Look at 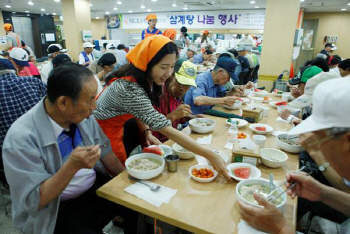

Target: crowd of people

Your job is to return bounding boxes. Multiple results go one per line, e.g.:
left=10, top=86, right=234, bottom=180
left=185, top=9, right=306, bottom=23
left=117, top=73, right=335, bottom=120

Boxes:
left=0, top=16, right=350, bottom=234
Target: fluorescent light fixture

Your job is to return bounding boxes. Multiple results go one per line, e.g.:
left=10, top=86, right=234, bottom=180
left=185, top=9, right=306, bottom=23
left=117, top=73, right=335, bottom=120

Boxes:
left=141, top=5, right=145, bottom=8
left=128, top=10, right=133, bottom=13
left=341, top=8, right=347, bottom=11
left=106, top=11, right=110, bottom=14
left=151, top=0, right=157, bottom=2
left=116, top=1, right=122, bottom=4
left=12, top=12, right=16, bottom=14
left=113, top=7, right=118, bottom=10
left=96, top=16, right=100, bottom=19
left=5, top=5, right=11, bottom=8
left=41, top=8, right=45, bottom=11
left=183, top=4, right=188, bottom=10
left=54, top=0, right=60, bottom=2
left=348, top=3, right=350, bottom=6
left=90, top=3, right=93, bottom=7
left=28, top=1, right=34, bottom=5
left=25, top=10, right=29, bottom=13
left=300, top=0, right=305, bottom=2
left=53, top=12, right=57, bottom=15
left=147, top=9, right=151, bottom=12
left=46, top=13, right=49, bottom=15
left=255, top=6, right=260, bottom=8
left=172, top=3, right=177, bottom=7
left=250, top=1, right=255, bottom=4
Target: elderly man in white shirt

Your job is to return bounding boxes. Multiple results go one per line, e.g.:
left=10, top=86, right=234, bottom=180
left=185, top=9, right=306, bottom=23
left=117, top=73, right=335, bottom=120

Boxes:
left=79, top=42, right=95, bottom=67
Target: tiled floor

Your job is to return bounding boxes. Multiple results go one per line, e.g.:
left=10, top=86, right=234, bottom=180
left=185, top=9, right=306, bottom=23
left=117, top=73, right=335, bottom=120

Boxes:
left=0, top=182, right=341, bottom=234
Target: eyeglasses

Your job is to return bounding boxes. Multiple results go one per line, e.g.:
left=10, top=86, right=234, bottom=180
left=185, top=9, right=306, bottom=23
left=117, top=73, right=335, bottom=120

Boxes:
left=149, top=19, right=157, bottom=23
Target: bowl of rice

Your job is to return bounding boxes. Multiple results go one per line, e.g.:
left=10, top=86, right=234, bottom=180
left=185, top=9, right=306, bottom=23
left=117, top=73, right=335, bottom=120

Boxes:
left=125, top=153, right=165, bottom=180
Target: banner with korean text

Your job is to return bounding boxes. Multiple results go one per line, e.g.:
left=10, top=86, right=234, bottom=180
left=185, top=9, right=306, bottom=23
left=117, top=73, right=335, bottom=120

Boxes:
left=120, top=10, right=265, bottom=29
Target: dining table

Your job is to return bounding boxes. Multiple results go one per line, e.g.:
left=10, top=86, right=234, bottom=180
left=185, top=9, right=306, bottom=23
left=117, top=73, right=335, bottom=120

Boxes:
left=97, top=93, right=300, bottom=234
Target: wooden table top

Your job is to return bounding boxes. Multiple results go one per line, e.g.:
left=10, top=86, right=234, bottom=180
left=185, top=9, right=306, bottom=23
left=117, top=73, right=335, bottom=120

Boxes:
left=97, top=94, right=299, bottom=234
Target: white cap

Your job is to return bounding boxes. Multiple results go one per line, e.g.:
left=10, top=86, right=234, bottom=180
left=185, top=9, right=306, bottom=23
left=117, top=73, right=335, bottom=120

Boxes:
left=188, top=45, right=198, bottom=54
left=214, top=47, right=227, bottom=55
left=289, top=72, right=341, bottom=108
left=83, top=42, right=95, bottom=48
left=331, top=44, right=337, bottom=51
left=9, top=48, right=29, bottom=66
left=106, top=42, right=117, bottom=49
left=288, top=78, right=350, bottom=135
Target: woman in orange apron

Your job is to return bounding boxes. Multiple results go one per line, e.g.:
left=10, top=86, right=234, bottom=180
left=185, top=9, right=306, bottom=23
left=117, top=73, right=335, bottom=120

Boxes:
left=93, top=35, right=231, bottom=180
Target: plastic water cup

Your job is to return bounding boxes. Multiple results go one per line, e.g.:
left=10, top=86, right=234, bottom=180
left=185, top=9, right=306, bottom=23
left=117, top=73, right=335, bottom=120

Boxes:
left=253, top=135, right=267, bottom=148
left=282, top=92, right=290, bottom=102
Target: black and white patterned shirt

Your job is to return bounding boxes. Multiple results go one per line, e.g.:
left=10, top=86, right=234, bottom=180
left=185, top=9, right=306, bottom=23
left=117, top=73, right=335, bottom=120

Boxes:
left=93, top=78, right=171, bottom=131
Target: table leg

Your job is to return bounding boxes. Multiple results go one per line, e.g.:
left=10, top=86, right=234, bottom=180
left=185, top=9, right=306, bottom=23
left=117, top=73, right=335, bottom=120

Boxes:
left=137, top=213, right=146, bottom=234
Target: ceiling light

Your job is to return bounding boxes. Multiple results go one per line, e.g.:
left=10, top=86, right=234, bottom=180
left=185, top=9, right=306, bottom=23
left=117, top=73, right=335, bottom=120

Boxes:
left=250, top=1, right=255, bottom=3
left=41, top=8, right=45, bottom=11
left=53, top=12, right=57, bottom=15
left=27, top=14, right=30, bottom=16
left=147, top=9, right=151, bottom=12
left=255, top=6, right=260, bottom=8
left=128, top=10, right=133, bottom=13
left=106, top=11, right=110, bottom=14
left=25, top=10, right=29, bottom=13
left=90, top=3, right=93, bottom=7
left=116, top=1, right=122, bottom=4
left=151, top=0, right=157, bottom=2
left=28, top=1, right=34, bottom=5
left=172, top=3, right=177, bottom=7
left=54, top=0, right=60, bottom=2
left=113, top=7, right=118, bottom=10
left=300, top=0, right=305, bottom=2
left=141, top=5, right=145, bottom=8
left=12, top=12, right=16, bottom=14
left=183, top=4, right=188, bottom=10
left=5, top=5, right=11, bottom=8
left=348, top=3, right=350, bottom=5
left=46, top=13, right=50, bottom=15
left=96, top=16, right=100, bottom=19
left=341, top=8, right=347, bottom=11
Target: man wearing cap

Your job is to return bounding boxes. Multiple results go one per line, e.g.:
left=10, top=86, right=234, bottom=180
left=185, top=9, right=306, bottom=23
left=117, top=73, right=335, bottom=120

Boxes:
left=184, top=56, right=239, bottom=115
left=193, top=49, right=213, bottom=65
left=238, top=78, right=350, bottom=234
left=180, top=45, right=197, bottom=61
left=8, top=47, right=32, bottom=77
left=174, top=40, right=184, bottom=54
left=79, top=42, right=95, bottom=67
left=3, top=23, right=22, bottom=51
left=115, top=44, right=128, bottom=66
left=41, top=44, right=67, bottom=83
left=0, top=58, right=46, bottom=188
left=319, top=43, right=334, bottom=59
left=153, top=59, right=198, bottom=142
left=141, top=14, right=162, bottom=40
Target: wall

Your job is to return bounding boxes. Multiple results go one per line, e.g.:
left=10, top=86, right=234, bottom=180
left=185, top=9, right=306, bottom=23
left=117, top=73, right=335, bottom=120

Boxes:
left=91, top=19, right=109, bottom=40
left=0, top=11, right=6, bottom=51
left=304, top=12, right=350, bottom=59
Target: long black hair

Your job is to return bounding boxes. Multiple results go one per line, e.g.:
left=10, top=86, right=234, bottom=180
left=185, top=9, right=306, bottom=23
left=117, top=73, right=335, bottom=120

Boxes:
left=105, top=42, right=178, bottom=106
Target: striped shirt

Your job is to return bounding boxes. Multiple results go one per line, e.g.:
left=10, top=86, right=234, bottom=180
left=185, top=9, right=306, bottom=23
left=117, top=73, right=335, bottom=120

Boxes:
left=93, top=78, right=171, bottom=131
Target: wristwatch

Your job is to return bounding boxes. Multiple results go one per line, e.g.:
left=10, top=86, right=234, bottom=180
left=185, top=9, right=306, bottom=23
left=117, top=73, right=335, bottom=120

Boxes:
left=319, top=162, right=330, bottom=172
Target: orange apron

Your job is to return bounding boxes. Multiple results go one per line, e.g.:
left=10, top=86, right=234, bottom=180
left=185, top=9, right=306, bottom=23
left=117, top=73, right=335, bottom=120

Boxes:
left=144, top=29, right=160, bottom=38
left=95, top=76, right=136, bottom=165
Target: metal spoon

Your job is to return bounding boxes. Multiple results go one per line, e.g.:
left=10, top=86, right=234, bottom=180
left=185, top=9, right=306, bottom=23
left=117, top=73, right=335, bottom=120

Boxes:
left=129, top=176, right=161, bottom=192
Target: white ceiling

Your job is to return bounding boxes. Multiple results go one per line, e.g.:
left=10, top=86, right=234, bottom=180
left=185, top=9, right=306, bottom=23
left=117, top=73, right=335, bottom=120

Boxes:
left=0, top=0, right=349, bottom=19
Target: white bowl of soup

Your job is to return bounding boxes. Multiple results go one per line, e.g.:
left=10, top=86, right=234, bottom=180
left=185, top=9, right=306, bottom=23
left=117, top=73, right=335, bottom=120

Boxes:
left=125, top=153, right=165, bottom=180
left=236, top=178, right=287, bottom=211
left=189, top=118, right=216, bottom=134
left=172, top=143, right=195, bottom=159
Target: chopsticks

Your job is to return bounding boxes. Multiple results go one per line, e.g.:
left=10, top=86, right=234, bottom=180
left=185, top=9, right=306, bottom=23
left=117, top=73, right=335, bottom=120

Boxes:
left=266, top=166, right=309, bottom=202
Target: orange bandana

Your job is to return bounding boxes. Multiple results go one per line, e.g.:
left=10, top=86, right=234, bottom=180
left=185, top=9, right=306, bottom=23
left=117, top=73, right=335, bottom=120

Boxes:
left=163, top=29, right=177, bottom=40
left=146, top=14, right=157, bottom=21
left=126, top=35, right=172, bottom=71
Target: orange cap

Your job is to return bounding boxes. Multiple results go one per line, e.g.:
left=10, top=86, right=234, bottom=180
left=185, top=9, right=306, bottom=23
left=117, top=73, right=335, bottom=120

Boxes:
left=146, top=14, right=157, bottom=21
left=163, top=29, right=177, bottom=40
left=4, top=23, right=12, bottom=31
left=126, top=35, right=171, bottom=71
left=203, top=30, right=209, bottom=34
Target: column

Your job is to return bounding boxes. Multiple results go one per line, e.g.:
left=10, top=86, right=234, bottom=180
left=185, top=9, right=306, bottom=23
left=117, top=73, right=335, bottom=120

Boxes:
left=258, top=0, right=300, bottom=91
left=0, top=11, right=7, bottom=51
left=61, top=0, right=92, bottom=61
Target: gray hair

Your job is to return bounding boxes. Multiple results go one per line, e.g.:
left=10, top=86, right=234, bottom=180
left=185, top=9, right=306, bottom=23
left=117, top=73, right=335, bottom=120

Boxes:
left=326, top=127, right=350, bottom=137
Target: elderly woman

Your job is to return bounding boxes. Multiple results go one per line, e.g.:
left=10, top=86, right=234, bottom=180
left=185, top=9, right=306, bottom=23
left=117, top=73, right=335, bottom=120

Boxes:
left=93, top=35, right=230, bottom=180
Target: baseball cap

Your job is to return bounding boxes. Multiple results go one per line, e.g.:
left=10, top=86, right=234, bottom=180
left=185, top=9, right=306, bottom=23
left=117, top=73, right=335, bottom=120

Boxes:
left=188, top=45, right=198, bottom=54
left=83, top=42, right=95, bottom=48
left=214, top=47, right=227, bottom=55
left=52, top=54, right=72, bottom=67
left=175, top=60, right=197, bottom=87
left=97, top=53, right=117, bottom=66
left=324, top=43, right=333, bottom=48
left=0, top=58, right=15, bottom=70
left=174, top=40, right=183, bottom=49
left=331, top=44, right=337, bottom=51
left=289, top=66, right=322, bottom=85
left=289, top=72, right=340, bottom=108
left=47, top=44, right=64, bottom=53
left=288, top=78, right=350, bottom=135
left=106, top=42, right=117, bottom=49
left=236, top=47, right=245, bottom=52
left=216, top=56, right=238, bottom=82
left=9, top=48, right=29, bottom=67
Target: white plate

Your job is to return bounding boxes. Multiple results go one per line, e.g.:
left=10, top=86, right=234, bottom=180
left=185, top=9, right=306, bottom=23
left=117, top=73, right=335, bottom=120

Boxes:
left=225, top=118, right=248, bottom=128
left=262, top=98, right=273, bottom=103
left=227, top=163, right=261, bottom=181
left=249, top=123, right=273, bottom=134
left=189, top=165, right=218, bottom=183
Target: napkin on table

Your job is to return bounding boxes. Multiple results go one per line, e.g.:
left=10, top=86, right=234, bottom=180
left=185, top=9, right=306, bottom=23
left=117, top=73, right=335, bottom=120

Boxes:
left=196, top=134, right=212, bottom=145
left=124, top=181, right=177, bottom=207
left=276, top=117, right=289, bottom=123
left=238, top=220, right=268, bottom=234
left=195, top=155, right=209, bottom=165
